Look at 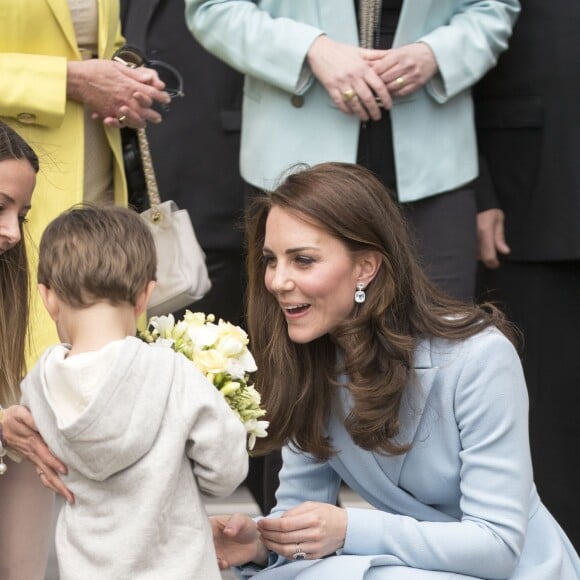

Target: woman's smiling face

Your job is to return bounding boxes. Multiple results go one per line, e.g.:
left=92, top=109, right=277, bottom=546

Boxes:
left=263, top=206, right=368, bottom=344
left=0, top=158, right=35, bottom=254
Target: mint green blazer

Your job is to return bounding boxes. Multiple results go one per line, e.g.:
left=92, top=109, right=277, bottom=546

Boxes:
left=186, top=0, right=520, bottom=201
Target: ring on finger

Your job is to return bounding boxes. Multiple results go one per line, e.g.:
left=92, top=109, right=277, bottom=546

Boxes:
left=292, top=542, right=307, bottom=561
left=117, top=115, right=127, bottom=126
left=396, top=76, right=405, bottom=87
left=341, top=88, right=357, bottom=102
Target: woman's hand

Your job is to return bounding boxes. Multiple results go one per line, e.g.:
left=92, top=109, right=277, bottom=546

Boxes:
left=67, top=59, right=171, bottom=129
left=2, top=405, right=74, bottom=504
left=307, top=35, right=392, bottom=121
left=258, top=501, right=347, bottom=561
left=211, top=513, right=268, bottom=569
left=365, top=42, right=439, bottom=97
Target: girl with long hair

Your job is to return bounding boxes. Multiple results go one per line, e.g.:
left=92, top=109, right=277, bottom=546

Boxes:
left=0, top=121, right=64, bottom=580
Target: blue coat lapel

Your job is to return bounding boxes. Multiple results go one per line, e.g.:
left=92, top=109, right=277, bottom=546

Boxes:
left=331, top=338, right=451, bottom=521
left=371, top=337, right=438, bottom=485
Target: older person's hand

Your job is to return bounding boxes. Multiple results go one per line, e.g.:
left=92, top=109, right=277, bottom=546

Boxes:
left=365, top=42, right=439, bottom=97
left=2, top=405, right=74, bottom=504
left=307, top=35, right=392, bottom=122
left=67, top=59, right=171, bottom=129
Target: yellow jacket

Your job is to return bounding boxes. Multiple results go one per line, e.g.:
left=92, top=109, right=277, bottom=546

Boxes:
left=0, top=0, right=128, bottom=364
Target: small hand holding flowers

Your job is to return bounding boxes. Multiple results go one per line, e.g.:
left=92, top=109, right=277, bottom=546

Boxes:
left=139, top=311, right=268, bottom=451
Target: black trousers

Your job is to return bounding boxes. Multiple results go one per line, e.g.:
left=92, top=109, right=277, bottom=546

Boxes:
left=479, top=260, right=580, bottom=549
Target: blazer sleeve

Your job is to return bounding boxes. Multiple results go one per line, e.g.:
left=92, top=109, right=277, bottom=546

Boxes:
left=0, top=53, right=67, bottom=128
left=185, top=0, right=323, bottom=94
left=420, top=0, right=521, bottom=103
left=474, top=154, right=501, bottom=212
left=343, top=330, right=531, bottom=579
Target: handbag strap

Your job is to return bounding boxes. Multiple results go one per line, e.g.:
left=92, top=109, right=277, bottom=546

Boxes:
left=136, top=128, right=162, bottom=220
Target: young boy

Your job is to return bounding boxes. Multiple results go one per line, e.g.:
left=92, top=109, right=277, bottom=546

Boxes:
left=20, top=206, right=249, bottom=580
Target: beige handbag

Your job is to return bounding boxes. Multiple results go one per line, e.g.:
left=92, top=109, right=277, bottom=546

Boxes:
left=137, top=128, right=211, bottom=316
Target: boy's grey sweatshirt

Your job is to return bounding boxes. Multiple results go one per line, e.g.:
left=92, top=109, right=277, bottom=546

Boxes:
left=21, top=336, right=249, bottom=580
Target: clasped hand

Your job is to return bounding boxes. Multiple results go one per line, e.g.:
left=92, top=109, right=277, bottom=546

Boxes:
left=307, top=35, right=438, bottom=121
left=211, top=501, right=347, bottom=570
left=67, top=59, right=171, bottom=129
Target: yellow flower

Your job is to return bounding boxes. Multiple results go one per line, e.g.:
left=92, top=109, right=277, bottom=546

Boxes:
left=139, top=310, right=268, bottom=452
left=192, top=349, right=229, bottom=375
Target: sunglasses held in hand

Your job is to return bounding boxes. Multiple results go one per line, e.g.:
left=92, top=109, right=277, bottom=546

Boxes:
left=113, top=45, right=185, bottom=107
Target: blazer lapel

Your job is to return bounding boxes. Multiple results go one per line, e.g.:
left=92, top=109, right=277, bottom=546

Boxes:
left=333, top=338, right=438, bottom=488
left=330, top=356, right=452, bottom=522
left=318, top=0, right=359, bottom=45
left=120, top=0, right=161, bottom=52
left=394, top=0, right=433, bottom=47
left=374, top=358, right=438, bottom=485
left=45, top=0, right=79, bottom=56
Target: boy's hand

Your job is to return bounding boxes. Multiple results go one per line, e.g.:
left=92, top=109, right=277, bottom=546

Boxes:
left=2, top=405, right=75, bottom=504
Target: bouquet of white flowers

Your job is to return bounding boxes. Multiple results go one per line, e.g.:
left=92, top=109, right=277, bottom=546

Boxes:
left=139, top=311, right=268, bottom=451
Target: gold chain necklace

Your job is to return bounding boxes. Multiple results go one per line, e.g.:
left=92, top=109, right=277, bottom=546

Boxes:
left=358, top=0, right=382, bottom=49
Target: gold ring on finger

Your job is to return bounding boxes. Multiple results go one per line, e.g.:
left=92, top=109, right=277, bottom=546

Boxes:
left=396, top=76, right=405, bottom=87
left=342, top=88, right=357, bottom=102
left=118, top=115, right=127, bottom=126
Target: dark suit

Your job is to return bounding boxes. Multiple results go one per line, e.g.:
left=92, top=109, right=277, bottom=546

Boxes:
left=121, top=0, right=246, bottom=324
left=474, top=0, right=580, bottom=548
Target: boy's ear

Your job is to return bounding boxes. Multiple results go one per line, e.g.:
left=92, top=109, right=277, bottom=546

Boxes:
left=135, top=281, right=156, bottom=317
left=37, top=284, right=59, bottom=321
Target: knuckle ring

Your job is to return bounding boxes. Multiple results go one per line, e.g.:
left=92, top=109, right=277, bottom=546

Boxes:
left=341, top=88, right=357, bottom=102
left=396, top=76, right=405, bottom=86
left=117, top=115, right=127, bottom=126
left=292, top=542, right=307, bottom=561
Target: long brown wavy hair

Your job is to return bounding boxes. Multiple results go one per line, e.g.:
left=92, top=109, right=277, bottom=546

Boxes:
left=246, top=162, right=513, bottom=460
left=0, top=121, right=39, bottom=406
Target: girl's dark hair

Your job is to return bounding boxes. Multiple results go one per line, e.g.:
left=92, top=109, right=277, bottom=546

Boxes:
left=0, top=121, right=39, bottom=404
left=246, top=162, right=513, bottom=460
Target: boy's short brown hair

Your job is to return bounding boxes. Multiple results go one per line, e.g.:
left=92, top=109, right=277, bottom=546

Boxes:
left=38, top=205, right=157, bottom=308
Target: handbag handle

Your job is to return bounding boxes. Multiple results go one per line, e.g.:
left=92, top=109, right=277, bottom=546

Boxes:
left=136, top=128, right=162, bottom=221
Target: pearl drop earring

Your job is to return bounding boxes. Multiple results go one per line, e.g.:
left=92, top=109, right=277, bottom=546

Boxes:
left=354, top=282, right=366, bottom=304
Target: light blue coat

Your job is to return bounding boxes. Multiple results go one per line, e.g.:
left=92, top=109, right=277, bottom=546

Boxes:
left=186, top=0, right=520, bottom=201
left=239, top=329, right=580, bottom=578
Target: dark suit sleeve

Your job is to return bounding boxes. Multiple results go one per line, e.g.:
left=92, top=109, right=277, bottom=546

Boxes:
left=474, top=154, right=500, bottom=213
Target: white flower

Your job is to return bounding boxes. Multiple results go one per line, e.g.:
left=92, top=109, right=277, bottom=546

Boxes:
left=238, top=348, right=257, bottom=373
left=216, top=335, right=245, bottom=357
left=187, top=323, right=219, bottom=349
left=139, top=310, right=267, bottom=452
left=150, top=314, right=175, bottom=338
left=245, top=419, right=270, bottom=451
